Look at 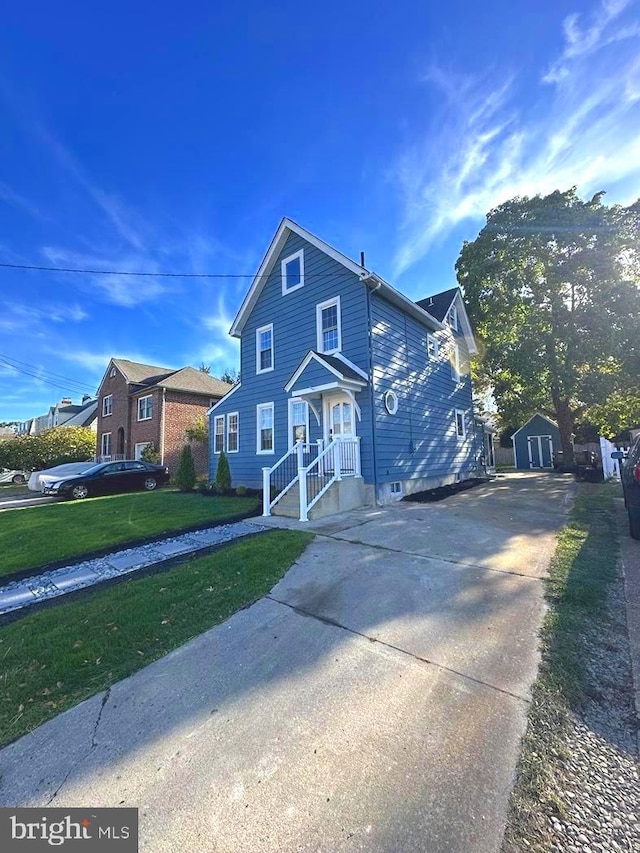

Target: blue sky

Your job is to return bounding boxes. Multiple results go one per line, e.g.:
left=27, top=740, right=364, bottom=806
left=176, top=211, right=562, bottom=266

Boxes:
left=1, top=0, right=640, bottom=421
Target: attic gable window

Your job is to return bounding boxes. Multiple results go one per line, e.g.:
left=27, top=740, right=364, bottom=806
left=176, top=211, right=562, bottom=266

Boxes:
left=446, top=303, right=458, bottom=331
left=281, top=249, right=304, bottom=295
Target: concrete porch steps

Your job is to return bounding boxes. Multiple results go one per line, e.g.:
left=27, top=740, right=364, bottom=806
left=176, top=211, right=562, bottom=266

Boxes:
left=271, top=476, right=369, bottom=521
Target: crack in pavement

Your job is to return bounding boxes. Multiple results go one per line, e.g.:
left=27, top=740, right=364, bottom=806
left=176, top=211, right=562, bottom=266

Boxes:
left=266, top=594, right=531, bottom=705
left=45, top=687, right=111, bottom=805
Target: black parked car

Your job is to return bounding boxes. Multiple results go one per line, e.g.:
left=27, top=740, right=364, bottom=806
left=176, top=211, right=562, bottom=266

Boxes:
left=43, top=460, right=170, bottom=500
left=612, top=437, right=640, bottom=540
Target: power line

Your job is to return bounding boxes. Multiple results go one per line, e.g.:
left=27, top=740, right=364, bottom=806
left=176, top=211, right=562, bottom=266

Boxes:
left=0, top=355, right=96, bottom=398
left=0, top=261, right=362, bottom=278
left=0, top=353, right=96, bottom=392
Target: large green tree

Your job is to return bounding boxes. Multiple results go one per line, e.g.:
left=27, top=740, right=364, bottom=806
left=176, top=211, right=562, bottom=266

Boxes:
left=456, top=188, right=640, bottom=460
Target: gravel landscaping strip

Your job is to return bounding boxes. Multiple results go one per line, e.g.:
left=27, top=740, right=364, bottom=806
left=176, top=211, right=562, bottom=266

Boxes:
left=503, top=487, right=640, bottom=853
left=0, top=521, right=265, bottom=616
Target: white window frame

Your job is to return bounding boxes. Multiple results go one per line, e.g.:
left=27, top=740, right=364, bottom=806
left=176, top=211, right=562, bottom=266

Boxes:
left=390, top=481, right=403, bottom=495
left=281, top=249, right=305, bottom=295
left=427, top=334, right=439, bottom=359
left=214, top=415, right=225, bottom=454
left=451, top=343, right=461, bottom=382
left=256, top=323, right=274, bottom=374
left=288, top=398, right=310, bottom=446
left=100, top=432, right=112, bottom=456
left=447, top=303, right=458, bottom=331
left=316, top=296, right=342, bottom=354
left=102, top=394, right=113, bottom=417
left=455, top=409, right=466, bottom=439
left=226, top=412, right=239, bottom=453
left=256, top=402, right=275, bottom=455
left=134, top=441, right=152, bottom=461
left=137, top=394, right=153, bottom=421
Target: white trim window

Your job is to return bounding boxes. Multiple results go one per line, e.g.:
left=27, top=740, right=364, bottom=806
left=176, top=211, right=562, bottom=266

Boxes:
left=288, top=398, right=309, bottom=445
left=100, top=432, right=112, bottom=456
left=227, top=412, right=239, bottom=453
left=447, top=303, right=458, bottom=331
left=427, top=334, right=439, bottom=359
left=256, top=323, right=274, bottom=374
left=316, top=296, right=341, bottom=354
left=137, top=394, right=153, bottom=421
left=214, top=415, right=225, bottom=454
left=451, top=343, right=461, bottom=382
left=281, top=249, right=304, bottom=295
left=134, top=441, right=152, bottom=461
left=102, top=394, right=113, bottom=417
left=257, top=402, right=274, bottom=454
left=455, top=409, right=466, bottom=439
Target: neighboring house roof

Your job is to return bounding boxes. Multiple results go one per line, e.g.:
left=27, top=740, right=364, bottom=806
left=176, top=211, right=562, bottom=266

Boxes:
left=62, top=399, right=98, bottom=428
left=111, top=358, right=174, bottom=385
left=152, top=367, right=231, bottom=397
left=511, top=413, right=559, bottom=439
left=230, top=217, right=444, bottom=338
left=102, top=359, right=231, bottom=399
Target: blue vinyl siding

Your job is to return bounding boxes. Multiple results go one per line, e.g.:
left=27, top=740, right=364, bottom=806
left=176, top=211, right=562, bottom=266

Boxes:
left=209, top=231, right=372, bottom=488
left=288, top=358, right=340, bottom=394
left=370, top=292, right=476, bottom=485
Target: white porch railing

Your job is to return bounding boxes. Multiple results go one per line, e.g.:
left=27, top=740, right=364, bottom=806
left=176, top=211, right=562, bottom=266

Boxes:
left=262, top=436, right=361, bottom=522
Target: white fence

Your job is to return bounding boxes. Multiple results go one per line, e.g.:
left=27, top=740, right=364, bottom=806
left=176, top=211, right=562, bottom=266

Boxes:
left=599, top=437, right=629, bottom=480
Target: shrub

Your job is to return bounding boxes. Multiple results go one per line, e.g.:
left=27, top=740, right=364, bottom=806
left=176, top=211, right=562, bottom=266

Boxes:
left=215, top=450, right=231, bottom=493
left=236, top=485, right=247, bottom=496
left=141, top=443, right=162, bottom=464
left=175, top=444, right=197, bottom=492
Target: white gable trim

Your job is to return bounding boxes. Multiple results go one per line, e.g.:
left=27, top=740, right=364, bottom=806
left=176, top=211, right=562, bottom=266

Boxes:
left=329, top=351, right=369, bottom=381
left=230, top=218, right=367, bottom=337
left=207, top=382, right=241, bottom=415
left=511, top=412, right=558, bottom=439
left=443, top=290, right=478, bottom=356
left=284, top=351, right=367, bottom=394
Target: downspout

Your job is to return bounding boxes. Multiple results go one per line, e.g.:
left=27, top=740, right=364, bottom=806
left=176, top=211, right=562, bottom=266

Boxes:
left=160, top=388, right=166, bottom=464
left=364, top=275, right=381, bottom=504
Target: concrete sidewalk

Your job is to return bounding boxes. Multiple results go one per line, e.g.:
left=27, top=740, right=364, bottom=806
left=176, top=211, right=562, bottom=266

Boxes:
left=0, top=473, right=573, bottom=852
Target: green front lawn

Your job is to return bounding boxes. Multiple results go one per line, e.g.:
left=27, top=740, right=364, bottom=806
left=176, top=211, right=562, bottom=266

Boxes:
left=0, top=529, right=313, bottom=747
left=1, top=490, right=260, bottom=577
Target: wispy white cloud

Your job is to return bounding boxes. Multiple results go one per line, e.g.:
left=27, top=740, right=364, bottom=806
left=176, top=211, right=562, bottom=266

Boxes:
left=193, top=293, right=240, bottom=372
left=57, top=350, right=170, bottom=374
left=392, top=0, right=640, bottom=276
left=0, top=301, right=88, bottom=334
left=0, top=182, right=48, bottom=222
left=41, top=246, right=169, bottom=307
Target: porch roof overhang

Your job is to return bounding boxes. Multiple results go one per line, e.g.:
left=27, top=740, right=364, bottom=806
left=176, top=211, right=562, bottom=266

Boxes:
left=284, top=351, right=368, bottom=398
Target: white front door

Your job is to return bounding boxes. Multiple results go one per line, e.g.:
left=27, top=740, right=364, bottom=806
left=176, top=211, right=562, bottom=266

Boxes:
left=324, top=393, right=357, bottom=474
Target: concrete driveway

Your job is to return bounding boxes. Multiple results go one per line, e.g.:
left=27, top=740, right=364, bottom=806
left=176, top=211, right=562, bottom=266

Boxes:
left=0, top=472, right=573, bottom=852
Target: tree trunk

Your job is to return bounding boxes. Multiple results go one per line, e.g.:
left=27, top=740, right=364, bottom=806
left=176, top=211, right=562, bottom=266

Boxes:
left=551, top=389, right=575, bottom=466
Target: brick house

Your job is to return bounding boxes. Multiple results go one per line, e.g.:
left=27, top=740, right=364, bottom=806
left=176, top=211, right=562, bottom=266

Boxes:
left=96, top=359, right=231, bottom=475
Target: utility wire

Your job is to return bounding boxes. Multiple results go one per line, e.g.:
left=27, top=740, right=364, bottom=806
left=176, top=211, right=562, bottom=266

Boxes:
left=0, top=261, right=364, bottom=278
left=0, top=356, right=96, bottom=397
left=0, top=353, right=96, bottom=391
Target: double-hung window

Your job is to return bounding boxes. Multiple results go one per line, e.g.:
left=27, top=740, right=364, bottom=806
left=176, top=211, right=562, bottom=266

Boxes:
left=427, top=334, right=439, bottom=359
left=137, top=394, right=153, bottom=421
left=447, top=304, right=458, bottom=331
left=256, top=324, right=274, bottom=373
left=288, top=398, right=309, bottom=444
left=451, top=343, right=461, bottom=382
left=316, top=296, right=341, bottom=354
left=102, top=394, right=113, bottom=417
left=100, top=432, right=112, bottom=457
left=227, top=412, right=239, bottom=452
left=281, top=249, right=304, bottom=294
left=214, top=415, right=225, bottom=453
left=257, top=403, right=274, bottom=454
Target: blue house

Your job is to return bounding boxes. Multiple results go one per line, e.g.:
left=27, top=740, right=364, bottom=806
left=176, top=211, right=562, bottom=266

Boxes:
left=209, top=218, right=488, bottom=520
left=511, top=413, right=560, bottom=469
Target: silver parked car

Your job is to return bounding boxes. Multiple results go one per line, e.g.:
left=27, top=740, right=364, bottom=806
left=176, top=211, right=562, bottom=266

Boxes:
left=0, top=468, right=27, bottom=484
left=28, top=461, right=96, bottom=492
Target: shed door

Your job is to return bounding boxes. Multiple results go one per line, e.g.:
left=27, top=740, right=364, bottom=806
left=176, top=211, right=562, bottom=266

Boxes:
left=527, top=435, right=553, bottom=469
left=540, top=436, right=553, bottom=468
left=527, top=436, right=541, bottom=468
